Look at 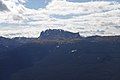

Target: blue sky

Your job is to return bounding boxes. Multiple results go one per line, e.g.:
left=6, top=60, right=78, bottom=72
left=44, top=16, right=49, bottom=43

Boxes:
left=25, top=0, right=120, bottom=9
left=25, top=0, right=51, bottom=9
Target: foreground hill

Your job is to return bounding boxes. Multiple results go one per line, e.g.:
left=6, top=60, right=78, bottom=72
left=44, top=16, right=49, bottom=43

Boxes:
left=0, top=29, right=120, bottom=80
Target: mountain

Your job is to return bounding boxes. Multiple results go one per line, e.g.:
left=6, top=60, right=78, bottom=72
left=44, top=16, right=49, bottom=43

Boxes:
left=39, top=29, right=81, bottom=40
left=0, top=29, right=120, bottom=80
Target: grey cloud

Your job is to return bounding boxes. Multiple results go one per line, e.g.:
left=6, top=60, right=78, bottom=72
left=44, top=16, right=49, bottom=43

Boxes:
left=0, top=1, right=9, bottom=11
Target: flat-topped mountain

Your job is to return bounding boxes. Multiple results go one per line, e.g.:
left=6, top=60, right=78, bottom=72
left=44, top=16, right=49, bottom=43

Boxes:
left=39, top=29, right=81, bottom=40
left=0, top=29, right=120, bottom=80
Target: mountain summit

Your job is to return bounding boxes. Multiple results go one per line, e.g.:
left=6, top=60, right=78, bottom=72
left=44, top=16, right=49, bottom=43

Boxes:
left=39, top=29, right=81, bottom=40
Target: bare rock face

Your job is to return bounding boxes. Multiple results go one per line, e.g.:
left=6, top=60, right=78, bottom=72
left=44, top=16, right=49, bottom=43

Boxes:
left=39, top=29, right=81, bottom=40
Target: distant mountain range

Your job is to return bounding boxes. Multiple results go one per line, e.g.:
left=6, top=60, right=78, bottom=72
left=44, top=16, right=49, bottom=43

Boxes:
left=0, top=29, right=120, bottom=80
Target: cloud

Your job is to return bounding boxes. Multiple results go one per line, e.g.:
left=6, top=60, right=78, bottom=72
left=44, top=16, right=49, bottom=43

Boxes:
left=0, top=0, right=9, bottom=11
left=18, top=0, right=27, bottom=3
left=0, top=0, right=120, bottom=38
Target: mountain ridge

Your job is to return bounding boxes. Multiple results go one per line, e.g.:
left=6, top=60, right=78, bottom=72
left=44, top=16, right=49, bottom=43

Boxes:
left=0, top=29, right=120, bottom=80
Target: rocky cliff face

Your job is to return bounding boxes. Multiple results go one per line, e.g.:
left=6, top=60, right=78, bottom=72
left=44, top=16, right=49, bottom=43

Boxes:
left=39, top=29, right=81, bottom=40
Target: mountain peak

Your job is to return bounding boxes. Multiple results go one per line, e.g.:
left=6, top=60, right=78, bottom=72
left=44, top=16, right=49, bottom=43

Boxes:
left=39, top=29, right=81, bottom=40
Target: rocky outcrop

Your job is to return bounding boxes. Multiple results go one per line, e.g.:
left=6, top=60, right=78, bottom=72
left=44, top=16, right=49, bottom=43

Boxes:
left=39, top=29, right=81, bottom=40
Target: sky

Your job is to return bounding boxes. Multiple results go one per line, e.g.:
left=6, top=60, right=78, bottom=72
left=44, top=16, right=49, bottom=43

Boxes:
left=25, top=0, right=120, bottom=9
left=0, top=0, right=120, bottom=38
left=25, top=0, right=50, bottom=9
